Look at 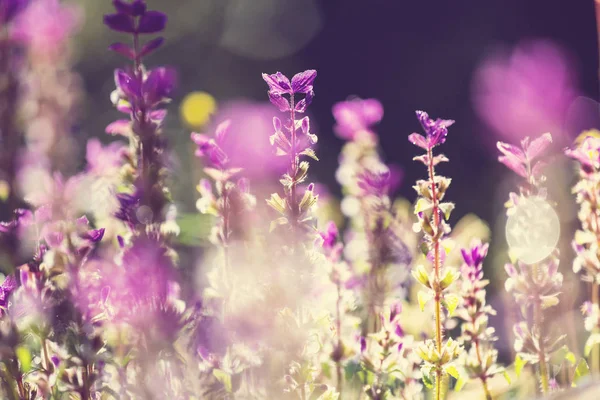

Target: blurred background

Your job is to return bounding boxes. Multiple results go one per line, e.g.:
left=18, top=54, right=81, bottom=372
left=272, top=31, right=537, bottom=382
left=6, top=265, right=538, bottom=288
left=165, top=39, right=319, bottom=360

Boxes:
left=70, top=0, right=599, bottom=361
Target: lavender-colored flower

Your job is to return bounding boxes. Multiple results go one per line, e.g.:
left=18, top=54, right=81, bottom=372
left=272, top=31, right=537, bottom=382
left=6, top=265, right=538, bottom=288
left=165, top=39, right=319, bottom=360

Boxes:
left=11, top=0, right=81, bottom=55
left=0, top=274, right=18, bottom=311
left=113, top=66, right=176, bottom=111
left=104, top=0, right=166, bottom=36
left=473, top=40, right=578, bottom=146
left=332, top=98, right=383, bottom=140
left=408, top=110, right=455, bottom=150
left=357, top=161, right=391, bottom=197
left=262, top=70, right=316, bottom=113
left=565, top=134, right=600, bottom=173
left=497, top=133, right=552, bottom=179
left=0, top=0, right=29, bottom=24
left=85, top=138, right=127, bottom=175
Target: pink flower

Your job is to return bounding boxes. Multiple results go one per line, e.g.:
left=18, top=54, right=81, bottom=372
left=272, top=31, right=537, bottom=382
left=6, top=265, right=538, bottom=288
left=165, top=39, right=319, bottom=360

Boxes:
left=12, top=0, right=82, bottom=56
left=473, top=40, right=579, bottom=146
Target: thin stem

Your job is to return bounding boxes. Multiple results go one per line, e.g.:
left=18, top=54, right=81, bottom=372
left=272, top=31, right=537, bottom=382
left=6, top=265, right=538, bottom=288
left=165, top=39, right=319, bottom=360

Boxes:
left=289, top=93, right=298, bottom=239
left=533, top=297, right=550, bottom=394
left=474, top=340, right=492, bottom=400
left=335, top=281, right=343, bottom=394
left=427, top=146, right=444, bottom=400
left=592, top=282, right=600, bottom=375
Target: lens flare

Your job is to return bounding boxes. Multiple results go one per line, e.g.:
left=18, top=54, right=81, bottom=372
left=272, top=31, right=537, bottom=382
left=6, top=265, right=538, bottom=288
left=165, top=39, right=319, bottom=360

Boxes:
left=505, top=196, right=560, bottom=265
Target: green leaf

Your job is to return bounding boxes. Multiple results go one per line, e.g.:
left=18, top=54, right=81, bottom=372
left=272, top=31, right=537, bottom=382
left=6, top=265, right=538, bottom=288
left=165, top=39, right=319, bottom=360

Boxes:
left=584, top=333, right=600, bottom=357
left=444, top=293, right=460, bottom=317
left=414, top=198, right=432, bottom=213
left=16, top=346, right=31, bottom=373
left=174, top=213, right=214, bottom=246
left=572, top=358, right=590, bottom=386
left=266, top=193, right=287, bottom=214
left=540, top=295, right=559, bottom=309
left=300, top=148, right=319, bottom=161
left=213, top=369, right=232, bottom=392
left=418, top=290, right=433, bottom=312
left=503, top=370, right=511, bottom=385
left=270, top=217, right=289, bottom=232
left=422, top=370, right=434, bottom=389
left=439, top=202, right=455, bottom=220
left=515, top=354, right=527, bottom=377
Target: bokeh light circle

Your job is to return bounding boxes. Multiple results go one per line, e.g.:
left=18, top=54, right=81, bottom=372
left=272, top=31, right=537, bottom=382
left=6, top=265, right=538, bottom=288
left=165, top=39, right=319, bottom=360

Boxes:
left=505, top=196, right=560, bottom=264
left=180, top=91, right=217, bottom=128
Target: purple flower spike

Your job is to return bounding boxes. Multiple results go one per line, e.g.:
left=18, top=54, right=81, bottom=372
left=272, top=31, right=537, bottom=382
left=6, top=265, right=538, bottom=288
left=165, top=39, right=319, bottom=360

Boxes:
left=332, top=98, right=384, bottom=140
left=0, top=274, right=18, bottom=311
left=262, top=70, right=317, bottom=113
left=104, top=0, right=166, bottom=35
left=290, top=70, right=317, bottom=94
left=357, top=163, right=391, bottom=196
left=409, top=110, right=455, bottom=150
left=497, top=132, right=552, bottom=179
left=0, top=0, right=30, bottom=24
left=319, top=221, right=338, bottom=250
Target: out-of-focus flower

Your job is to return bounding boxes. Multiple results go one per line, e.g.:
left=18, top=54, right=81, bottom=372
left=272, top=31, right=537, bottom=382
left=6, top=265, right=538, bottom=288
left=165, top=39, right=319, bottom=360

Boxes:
left=112, top=66, right=176, bottom=112
left=85, top=138, right=127, bottom=176
left=497, top=133, right=552, bottom=187
left=0, top=0, right=29, bottom=24
left=332, top=98, right=383, bottom=141
left=0, top=274, right=18, bottom=312
left=11, top=0, right=81, bottom=55
left=473, top=40, right=579, bottom=145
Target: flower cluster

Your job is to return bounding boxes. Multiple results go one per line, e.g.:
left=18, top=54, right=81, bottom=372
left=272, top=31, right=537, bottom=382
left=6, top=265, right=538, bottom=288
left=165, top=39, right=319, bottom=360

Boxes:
left=456, top=240, right=503, bottom=399
left=566, top=132, right=600, bottom=373
left=105, top=0, right=176, bottom=235
left=498, top=133, right=565, bottom=394
left=333, top=98, right=411, bottom=335
left=359, top=304, right=423, bottom=400
left=263, top=70, right=319, bottom=242
left=409, top=110, right=462, bottom=400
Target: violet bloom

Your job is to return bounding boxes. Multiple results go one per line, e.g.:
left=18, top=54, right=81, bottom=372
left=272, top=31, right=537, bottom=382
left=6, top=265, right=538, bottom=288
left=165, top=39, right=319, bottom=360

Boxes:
left=473, top=40, right=578, bottom=145
left=0, top=0, right=29, bottom=24
left=332, top=98, right=384, bottom=141
left=85, top=138, right=127, bottom=175
left=565, top=135, right=600, bottom=173
left=0, top=274, right=18, bottom=312
left=262, top=70, right=316, bottom=113
left=191, top=120, right=231, bottom=170
left=357, top=162, right=391, bottom=197
left=11, top=0, right=81, bottom=55
left=460, top=240, right=489, bottom=282
left=497, top=132, right=552, bottom=179
left=104, top=0, right=166, bottom=36
left=408, top=110, right=455, bottom=151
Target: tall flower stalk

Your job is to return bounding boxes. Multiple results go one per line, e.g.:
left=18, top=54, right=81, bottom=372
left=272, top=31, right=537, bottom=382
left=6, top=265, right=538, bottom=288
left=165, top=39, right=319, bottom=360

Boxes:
left=104, top=0, right=175, bottom=238
left=409, top=110, right=462, bottom=400
left=333, top=98, right=411, bottom=334
left=263, top=70, right=318, bottom=247
left=498, top=133, right=564, bottom=394
left=565, top=133, right=600, bottom=374
left=456, top=240, right=503, bottom=399
left=0, top=0, right=29, bottom=271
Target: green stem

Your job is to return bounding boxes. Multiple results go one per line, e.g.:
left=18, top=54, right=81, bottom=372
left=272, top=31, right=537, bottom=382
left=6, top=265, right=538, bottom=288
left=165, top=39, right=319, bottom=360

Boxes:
left=427, top=147, right=444, bottom=400
left=533, top=298, right=549, bottom=394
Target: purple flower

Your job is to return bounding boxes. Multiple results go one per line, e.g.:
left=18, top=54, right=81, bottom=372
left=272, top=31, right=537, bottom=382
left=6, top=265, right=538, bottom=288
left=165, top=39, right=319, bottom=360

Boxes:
left=113, top=67, right=176, bottom=109
left=565, top=135, right=600, bottom=172
left=86, top=138, right=127, bottom=175
left=0, top=274, right=18, bottom=311
left=262, top=70, right=316, bottom=113
left=104, top=0, right=166, bottom=35
left=191, top=120, right=231, bottom=169
left=497, top=133, right=552, bottom=178
left=319, top=221, right=338, bottom=251
left=0, top=0, right=29, bottom=24
left=460, top=240, right=488, bottom=283
left=11, top=0, right=80, bottom=54
left=357, top=162, right=391, bottom=196
left=408, top=110, right=455, bottom=150
left=115, top=190, right=141, bottom=228
left=473, top=40, right=578, bottom=145
left=332, top=98, right=384, bottom=140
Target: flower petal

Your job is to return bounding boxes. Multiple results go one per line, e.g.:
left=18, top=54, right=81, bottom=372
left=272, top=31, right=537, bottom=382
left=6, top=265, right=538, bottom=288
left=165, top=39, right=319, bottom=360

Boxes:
left=137, top=10, right=167, bottom=34
left=291, top=69, right=317, bottom=94
left=103, top=13, right=135, bottom=33
left=526, top=132, right=552, bottom=161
